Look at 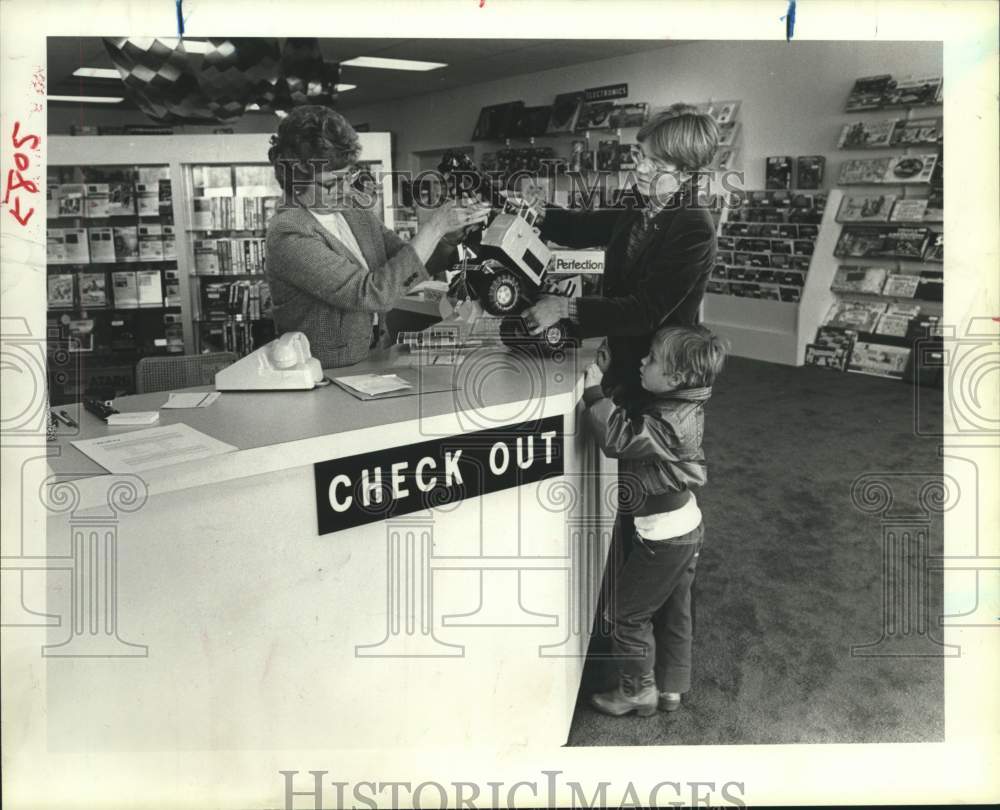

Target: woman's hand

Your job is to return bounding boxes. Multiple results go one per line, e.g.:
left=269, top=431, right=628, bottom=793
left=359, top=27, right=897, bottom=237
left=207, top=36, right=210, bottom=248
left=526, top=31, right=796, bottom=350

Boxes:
left=523, top=295, right=569, bottom=335
left=427, top=199, right=492, bottom=240
left=409, top=200, right=491, bottom=264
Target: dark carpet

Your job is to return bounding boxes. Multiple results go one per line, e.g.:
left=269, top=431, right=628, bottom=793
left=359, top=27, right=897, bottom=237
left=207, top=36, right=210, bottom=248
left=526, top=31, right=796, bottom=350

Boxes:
left=567, top=356, right=944, bottom=746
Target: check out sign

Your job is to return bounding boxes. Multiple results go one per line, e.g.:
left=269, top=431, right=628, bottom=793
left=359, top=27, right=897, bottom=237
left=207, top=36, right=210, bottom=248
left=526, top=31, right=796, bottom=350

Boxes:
left=313, top=416, right=564, bottom=535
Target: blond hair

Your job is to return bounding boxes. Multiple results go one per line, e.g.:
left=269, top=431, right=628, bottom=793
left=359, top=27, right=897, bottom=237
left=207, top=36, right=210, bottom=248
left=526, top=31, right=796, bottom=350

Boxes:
left=637, top=103, right=720, bottom=171
left=652, top=325, right=728, bottom=388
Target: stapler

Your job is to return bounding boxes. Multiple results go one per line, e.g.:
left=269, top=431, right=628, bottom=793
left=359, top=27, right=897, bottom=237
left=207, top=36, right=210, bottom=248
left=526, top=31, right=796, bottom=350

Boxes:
left=215, top=332, right=324, bottom=391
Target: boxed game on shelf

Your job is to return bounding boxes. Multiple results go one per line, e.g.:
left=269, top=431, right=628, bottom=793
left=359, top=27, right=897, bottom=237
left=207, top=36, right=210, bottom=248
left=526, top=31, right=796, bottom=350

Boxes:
left=138, top=223, right=165, bottom=260
left=79, top=271, right=108, bottom=308
left=834, top=225, right=931, bottom=260
left=84, top=183, right=111, bottom=217
left=547, top=91, right=585, bottom=134
left=838, top=154, right=938, bottom=185
left=62, top=228, right=90, bottom=263
left=847, top=341, right=911, bottom=379
left=845, top=75, right=893, bottom=111
left=882, top=76, right=942, bottom=108
left=804, top=326, right=858, bottom=371
left=107, top=181, right=136, bottom=216
left=924, top=232, right=943, bottom=262
left=608, top=102, right=649, bottom=128
left=87, top=227, right=116, bottom=262
left=47, top=229, right=66, bottom=264
left=765, top=157, right=793, bottom=190
left=831, top=265, right=890, bottom=294
left=873, top=303, right=922, bottom=337
left=575, top=100, right=616, bottom=131
left=838, top=119, right=897, bottom=149
left=57, top=184, right=85, bottom=216
left=824, top=299, right=887, bottom=332
left=837, top=193, right=896, bottom=222
left=48, top=273, right=75, bottom=309
left=888, top=198, right=928, bottom=222
left=162, top=224, right=177, bottom=259
left=113, top=225, right=140, bottom=262
left=67, top=318, right=95, bottom=353
left=796, top=156, right=826, bottom=190
left=890, top=117, right=942, bottom=146
left=881, top=272, right=922, bottom=298
left=472, top=101, right=524, bottom=140
left=111, top=270, right=140, bottom=308
left=137, top=269, right=163, bottom=307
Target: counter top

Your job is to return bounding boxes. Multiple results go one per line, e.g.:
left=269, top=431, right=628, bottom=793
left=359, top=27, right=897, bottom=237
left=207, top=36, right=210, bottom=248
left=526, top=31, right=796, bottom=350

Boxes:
left=47, top=341, right=600, bottom=509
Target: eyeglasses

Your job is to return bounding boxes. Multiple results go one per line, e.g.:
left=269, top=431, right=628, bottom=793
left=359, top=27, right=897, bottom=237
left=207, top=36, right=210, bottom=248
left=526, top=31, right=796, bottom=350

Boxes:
left=318, top=166, right=361, bottom=190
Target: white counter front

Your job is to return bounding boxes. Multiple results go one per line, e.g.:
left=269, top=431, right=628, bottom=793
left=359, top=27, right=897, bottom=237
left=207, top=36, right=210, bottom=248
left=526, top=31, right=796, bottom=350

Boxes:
left=40, top=341, right=617, bottom=751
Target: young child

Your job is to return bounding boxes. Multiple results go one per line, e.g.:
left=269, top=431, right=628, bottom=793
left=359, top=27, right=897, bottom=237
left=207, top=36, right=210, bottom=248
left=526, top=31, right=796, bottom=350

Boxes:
left=583, top=324, right=727, bottom=716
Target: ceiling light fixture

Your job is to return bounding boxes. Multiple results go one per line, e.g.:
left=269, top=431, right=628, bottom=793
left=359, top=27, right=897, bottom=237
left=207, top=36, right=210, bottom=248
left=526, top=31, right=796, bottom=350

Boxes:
left=48, top=94, right=124, bottom=104
left=72, top=67, right=122, bottom=79
left=335, top=83, right=357, bottom=92
left=340, top=56, right=446, bottom=71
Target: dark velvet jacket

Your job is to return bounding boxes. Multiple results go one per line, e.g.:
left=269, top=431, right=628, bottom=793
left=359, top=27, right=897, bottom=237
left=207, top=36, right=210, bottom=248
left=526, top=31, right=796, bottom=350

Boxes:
left=540, top=185, right=717, bottom=407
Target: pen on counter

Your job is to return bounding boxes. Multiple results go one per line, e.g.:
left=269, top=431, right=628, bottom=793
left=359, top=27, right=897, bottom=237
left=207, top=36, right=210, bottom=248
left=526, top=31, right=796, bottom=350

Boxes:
left=58, top=409, right=79, bottom=428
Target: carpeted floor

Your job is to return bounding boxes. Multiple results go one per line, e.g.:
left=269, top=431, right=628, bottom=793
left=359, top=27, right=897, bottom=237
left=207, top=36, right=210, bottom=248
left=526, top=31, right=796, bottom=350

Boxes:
left=567, top=355, right=944, bottom=746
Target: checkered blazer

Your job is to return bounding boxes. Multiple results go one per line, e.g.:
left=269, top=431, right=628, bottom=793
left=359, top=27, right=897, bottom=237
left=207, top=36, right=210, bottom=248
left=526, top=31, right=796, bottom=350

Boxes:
left=265, top=205, right=428, bottom=369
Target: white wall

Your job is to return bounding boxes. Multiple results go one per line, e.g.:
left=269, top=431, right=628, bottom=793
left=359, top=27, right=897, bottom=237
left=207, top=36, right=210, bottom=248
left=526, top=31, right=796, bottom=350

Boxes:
left=49, top=40, right=941, bottom=188
left=345, top=40, right=942, bottom=186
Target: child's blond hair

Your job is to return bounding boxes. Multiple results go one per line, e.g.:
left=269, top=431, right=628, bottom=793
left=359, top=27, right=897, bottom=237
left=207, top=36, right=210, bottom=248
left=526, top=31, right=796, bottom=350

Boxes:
left=652, top=325, right=728, bottom=388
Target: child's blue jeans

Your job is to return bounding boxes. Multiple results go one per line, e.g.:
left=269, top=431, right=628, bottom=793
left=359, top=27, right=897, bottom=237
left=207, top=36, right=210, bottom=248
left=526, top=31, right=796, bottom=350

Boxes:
left=606, top=522, right=703, bottom=693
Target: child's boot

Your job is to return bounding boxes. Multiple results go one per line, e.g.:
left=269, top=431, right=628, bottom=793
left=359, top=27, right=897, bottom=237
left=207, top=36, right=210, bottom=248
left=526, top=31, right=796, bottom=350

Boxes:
left=590, top=672, right=657, bottom=717
left=658, top=691, right=682, bottom=712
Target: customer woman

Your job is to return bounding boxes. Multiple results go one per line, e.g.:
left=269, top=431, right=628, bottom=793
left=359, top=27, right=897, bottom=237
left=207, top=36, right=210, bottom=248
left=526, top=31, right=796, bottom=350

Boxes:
left=524, top=103, right=720, bottom=409
left=265, top=105, right=489, bottom=368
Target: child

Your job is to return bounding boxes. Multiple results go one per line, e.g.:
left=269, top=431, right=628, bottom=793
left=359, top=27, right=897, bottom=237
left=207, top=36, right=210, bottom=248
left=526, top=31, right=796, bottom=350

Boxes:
left=583, top=325, right=727, bottom=716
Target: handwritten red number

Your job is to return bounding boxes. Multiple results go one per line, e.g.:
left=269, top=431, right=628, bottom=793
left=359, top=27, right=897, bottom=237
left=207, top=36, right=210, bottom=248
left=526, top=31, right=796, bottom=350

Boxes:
left=12, top=121, right=40, bottom=150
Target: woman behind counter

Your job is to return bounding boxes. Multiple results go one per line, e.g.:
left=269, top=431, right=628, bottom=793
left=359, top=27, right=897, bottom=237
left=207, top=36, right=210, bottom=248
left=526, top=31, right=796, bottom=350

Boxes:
left=265, top=105, right=489, bottom=369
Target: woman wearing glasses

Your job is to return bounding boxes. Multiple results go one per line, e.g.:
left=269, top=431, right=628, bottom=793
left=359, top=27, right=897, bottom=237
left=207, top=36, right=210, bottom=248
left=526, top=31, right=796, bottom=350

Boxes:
left=265, top=105, right=489, bottom=369
left=524, top=103, right=721, bottom=409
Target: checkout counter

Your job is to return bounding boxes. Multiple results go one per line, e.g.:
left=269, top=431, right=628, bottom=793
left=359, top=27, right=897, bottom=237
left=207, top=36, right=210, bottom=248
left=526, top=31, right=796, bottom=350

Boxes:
left=42, top=339, right=617, bottom=751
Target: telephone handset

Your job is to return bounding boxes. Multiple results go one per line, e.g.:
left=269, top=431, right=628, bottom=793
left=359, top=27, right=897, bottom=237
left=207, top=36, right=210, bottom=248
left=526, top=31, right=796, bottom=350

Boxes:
left=215, top=332, right=325, bottom=391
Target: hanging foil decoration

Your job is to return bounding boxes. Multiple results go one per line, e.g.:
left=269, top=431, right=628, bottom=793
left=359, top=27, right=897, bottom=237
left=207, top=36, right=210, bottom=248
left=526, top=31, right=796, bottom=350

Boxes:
left=198, top=37, right=282, bottom=120
left=104, top=37, right=215, bottom=124
left=271, top=38, right=340, bottom=111
left=103, top=37, right=338, bottom=124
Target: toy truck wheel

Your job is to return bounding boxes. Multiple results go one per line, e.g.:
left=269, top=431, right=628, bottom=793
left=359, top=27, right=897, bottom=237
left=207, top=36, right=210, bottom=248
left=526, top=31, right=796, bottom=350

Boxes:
left=539, top=319, right=578, bottom=352
left=484, top=271, right=522, bottom=316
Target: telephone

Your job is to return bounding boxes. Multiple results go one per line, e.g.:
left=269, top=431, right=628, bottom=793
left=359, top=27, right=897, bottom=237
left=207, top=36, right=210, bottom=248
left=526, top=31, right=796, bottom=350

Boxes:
left=214, top=332, right=324, bottom=391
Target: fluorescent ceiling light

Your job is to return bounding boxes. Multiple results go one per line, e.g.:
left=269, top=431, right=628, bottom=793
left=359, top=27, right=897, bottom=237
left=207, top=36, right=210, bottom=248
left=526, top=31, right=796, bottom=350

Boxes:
left=341, top=56, right=446, bottom=71
left=48, top=94, right=123, bottom=103
left=335, top=83, right=357, bottom=92
left=72, top=67, right=122, bottom=79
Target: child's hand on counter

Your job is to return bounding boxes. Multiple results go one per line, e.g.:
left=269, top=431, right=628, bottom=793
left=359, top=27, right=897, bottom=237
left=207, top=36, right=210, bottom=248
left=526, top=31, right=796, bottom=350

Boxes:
left=596, top=339, right=611, bottom=373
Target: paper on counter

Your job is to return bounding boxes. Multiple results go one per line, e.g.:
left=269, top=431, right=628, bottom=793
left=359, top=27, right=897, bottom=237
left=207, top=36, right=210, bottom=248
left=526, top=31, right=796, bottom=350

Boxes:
left=70, top=423, right=237, bottom=474
left=334, top=373, right=413, bottom=396
left=162, top=391, right=221, bottom=409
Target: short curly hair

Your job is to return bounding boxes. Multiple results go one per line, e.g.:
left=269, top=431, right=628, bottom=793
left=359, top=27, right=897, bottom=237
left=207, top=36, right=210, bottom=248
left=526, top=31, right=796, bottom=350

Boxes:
left=267, top=105, right=361, bottom=191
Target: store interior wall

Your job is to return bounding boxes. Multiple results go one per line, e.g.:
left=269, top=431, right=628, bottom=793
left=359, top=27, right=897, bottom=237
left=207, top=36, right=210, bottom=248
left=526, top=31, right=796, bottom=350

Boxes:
left=49, top=39, right=942, bottom=189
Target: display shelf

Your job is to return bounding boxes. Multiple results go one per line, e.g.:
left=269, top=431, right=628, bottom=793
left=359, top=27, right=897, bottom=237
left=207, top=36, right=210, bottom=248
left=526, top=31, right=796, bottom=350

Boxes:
left=703, top=188, right=844, bottom=366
